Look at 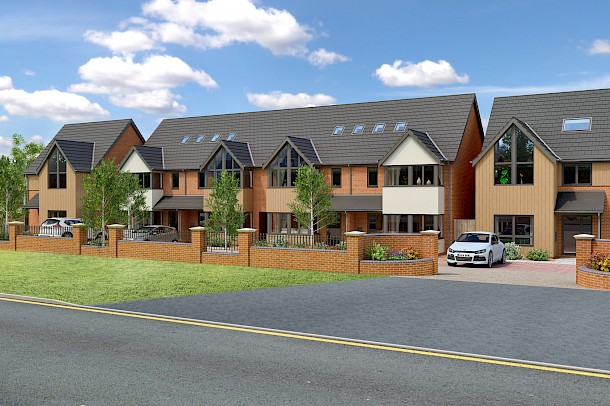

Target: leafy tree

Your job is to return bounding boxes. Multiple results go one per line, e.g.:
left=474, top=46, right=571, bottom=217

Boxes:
left=81, top=160, right=146, bottom=245
left=288, top=165, right=338, bottom=242
left=206, top=170, right=244, bottom=249
left=0, top=134, right=44, bottom=228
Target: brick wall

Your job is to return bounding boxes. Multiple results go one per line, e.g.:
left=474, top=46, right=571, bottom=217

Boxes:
left=104, top=123, right=144, bottom=164
left=558, top=185, right=610, bottom=240
left=576, top=267, right=610, bottom=290
left=251, top=246, right=354, bottom=273
left=118, top=241, right=199, bottom=263
left=574, top=236, right=610, bottom=289
left=0, top=241, right=12, bottom=250
left=360, top=259, right=434, bottom=276
left=16, top=236, right=79, bottom=255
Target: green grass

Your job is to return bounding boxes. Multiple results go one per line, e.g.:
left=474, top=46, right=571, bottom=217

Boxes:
left=0, top=251, right=384, bottom=305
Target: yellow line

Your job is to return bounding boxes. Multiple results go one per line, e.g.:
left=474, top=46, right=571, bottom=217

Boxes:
left=2, top=296, right=609, bottom=379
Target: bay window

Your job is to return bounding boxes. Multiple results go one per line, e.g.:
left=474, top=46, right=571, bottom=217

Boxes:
left=385, top=165, right=442, bottom=186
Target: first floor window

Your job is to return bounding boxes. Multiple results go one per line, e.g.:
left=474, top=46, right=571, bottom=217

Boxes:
left=48, top=210, right=67, bottom=218
left=563, top=163, right=591, bottom=185
left=495, top=215, right=533, bottom=245
left=367, top=167, right=378, bottom=187
left=332, top=168, right=341, bottom=187
left=172, top=172, right=180, bottom=189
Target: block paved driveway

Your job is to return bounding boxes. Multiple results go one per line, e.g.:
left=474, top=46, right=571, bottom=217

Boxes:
left=104, top=276, right=610, bottom=371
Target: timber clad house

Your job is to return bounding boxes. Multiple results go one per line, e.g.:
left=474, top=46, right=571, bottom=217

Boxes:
left=473, top=88, right=610, bottom=257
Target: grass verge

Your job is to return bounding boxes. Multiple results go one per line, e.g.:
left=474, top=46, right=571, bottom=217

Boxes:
left=0, top=251, right=384, bottom=305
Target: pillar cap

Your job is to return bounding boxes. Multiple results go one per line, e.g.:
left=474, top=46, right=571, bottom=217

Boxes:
left=71, top=223, right=88, bottom=228
left=8, top=221, right=24, bottom=225
left=345, top=231, right=366, bottom=237
left=107, top=224, right=126, bottom=229
left=420, top=230, right=441, bottom=236
left=189, top=226, right=206, bottom=231
left=237, top=228, right=257, bottom=233
left=573, top=234, right=595, bottom=240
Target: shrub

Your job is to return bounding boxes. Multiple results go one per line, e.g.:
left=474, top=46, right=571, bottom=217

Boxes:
left=254, top=239, right=269, bottom=247
left=526, top=248, right=549, bottom=261
left=387, top=250, right=407, bottom=260
left=208, top=237, right=224, bottom=247
left=504, top=242, right=522, bottom=260
left=293, top=243, right=308, bottom=249
left=401, top=247, right=420, bottom=260
left=314, top=242, right=328, bottom=250
left=589, top=252, right=610, bottom=272
left=336, top=241, right=347, bottom=250
left=367, top=243, right=389, bottom=261
left=271, top=236, right=288, bottom=248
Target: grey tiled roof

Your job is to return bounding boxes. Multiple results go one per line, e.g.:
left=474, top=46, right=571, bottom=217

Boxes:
left=56, top=140, right=94, bottom=172
left=287, top=136, right=321, bottom=165
left=25, top=119, right=140, bottom=174
left=485, top=89, right=610, bottom=161
left=134, top=146, right=164, bottom=170
left=145, top=94, right=477, bottom=169
left=23, top=193, right=39, bottom=209
left=411, top=130, right=447, bottom=161
left=223, top=141, right=254, bottom=167
left=331, top=195, right=382, bottom=212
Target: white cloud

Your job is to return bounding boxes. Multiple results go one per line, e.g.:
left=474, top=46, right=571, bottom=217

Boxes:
left=375, top=59, right=469, bottom=87
left=0, top=115, right=8, bottom=122
left=247, top=91, right=335, bottom=109
left=0, top=136, right=12, bottom=156
left=70, top=54, right=217, bottom=114
left=30, top=135, right=44, bottom=144
left=588, top=39, right=610, bottom=55
left=307, top=48, right=350, bottom=67
left=0, top=76, right=109, bottom=122
left=84, top=29, right=159, bottom=54
left=23, top=69, right=35, bottom=77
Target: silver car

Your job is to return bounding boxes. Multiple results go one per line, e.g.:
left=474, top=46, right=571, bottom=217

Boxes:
left=125, top=225, right=180, bottom=242
left=447, top=231, right=506, bottom=267
left=38, top=217, right=82, bottom=238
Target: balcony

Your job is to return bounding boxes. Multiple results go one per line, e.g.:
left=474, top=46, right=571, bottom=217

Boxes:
left=382, top=186, right=444, bottom=214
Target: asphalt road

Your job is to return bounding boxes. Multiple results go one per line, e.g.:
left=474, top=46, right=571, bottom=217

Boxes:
left=0, top=299, right=608, bottom=405
left=105, top=278, right=610, bottom=371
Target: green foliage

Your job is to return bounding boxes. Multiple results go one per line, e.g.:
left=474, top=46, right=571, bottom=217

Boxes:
left=525, top=248, right=549, bottom=261
left=386, top=247, right=420, bottom=260
left=292, top=242, right=308, bottom=248
left=271, top=236, right=288, bottom=248
left=206, top=171, right=245, bottom=249
left=81, top=160, right=146, bottom=245
left=314, top=242, right=328, bottom=250
left=288, top=165, right=339, bottom=237
left=367, top=243, right=389, bottom=261
left=504, top=242, right=522, bottom=260
left=254, top=239, right=269, bottom=247
left=589, top=252, right=610, bottom=272
left=336, top=241, right=347, bottom=250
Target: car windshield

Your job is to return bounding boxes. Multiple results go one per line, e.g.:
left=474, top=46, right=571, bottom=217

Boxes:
left=41, top=220, right=59, bottom=226
left=457, top=233, right=489, bottom=243
left=139, top=226, right=157, bottom=232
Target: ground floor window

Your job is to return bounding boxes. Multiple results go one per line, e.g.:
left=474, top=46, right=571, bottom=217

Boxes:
left=267, top=212, right=310, bottom=234
left=383, top=214, right=443, bottom=237
left=368, top=213, right=382, bottom=233
left=495, top=215, right=533, bottom=245
left=198, top=211, right=210, bottom=227
left=48, top=210, right=67, bottom=218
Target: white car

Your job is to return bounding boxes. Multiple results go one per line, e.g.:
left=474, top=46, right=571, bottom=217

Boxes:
left=38, top=217, right=83, bottom=238
left=447, top=231, right=505, bottom=267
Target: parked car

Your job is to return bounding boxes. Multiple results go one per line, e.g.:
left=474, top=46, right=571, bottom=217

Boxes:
left=38, top=217, right=82, bottom=238
left=124, top=225, right=180, bottom=242
left=447, top=231, right=505, bottom=267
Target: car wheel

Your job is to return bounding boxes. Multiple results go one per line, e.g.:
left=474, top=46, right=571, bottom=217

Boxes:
left=501, top=250, right=507, bottom=264
left=171, top=239, right=178, bottom=243
left=62, top=232, right=73, bottom=238
left=488, top=252, right=493, bottom=268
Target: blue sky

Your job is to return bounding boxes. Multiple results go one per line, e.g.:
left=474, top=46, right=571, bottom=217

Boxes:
left=1, top=0, right=610, bottom=155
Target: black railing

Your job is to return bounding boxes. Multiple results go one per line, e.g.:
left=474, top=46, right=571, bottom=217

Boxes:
left=256, top=233, right=345, bottom=249
left=86, top=228, right=108, bottom=246
left=206, top=231, right=238, bottom=251
left=123, top=228, right=191, bottom=243
left=0, top=225, right=8, bottom=241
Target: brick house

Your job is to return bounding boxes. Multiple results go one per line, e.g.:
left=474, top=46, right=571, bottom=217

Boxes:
left=24, top=119, right=144, bottom=225
left=473, top=88, right=610, bottom=257
left=120, top=94, right=483, bottom=252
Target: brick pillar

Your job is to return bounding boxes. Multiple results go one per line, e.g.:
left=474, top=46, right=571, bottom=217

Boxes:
left=237, top=228, right=256, bottom=267
left=8, top=221, right=24, bottom=251
left=190, top=226, right=207, bottom=263
left=574, top=234, right=595, bottom=270
left=72, top=223, right=88, bottom=255
left=420, top=230, right=441, bottom=274
left=345, top=231, right=366, bottom=274
left=107, top=224, right=125, bottom=258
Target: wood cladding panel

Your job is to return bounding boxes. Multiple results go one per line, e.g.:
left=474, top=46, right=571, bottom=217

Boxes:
left=592, top=162, right=610, bottom=186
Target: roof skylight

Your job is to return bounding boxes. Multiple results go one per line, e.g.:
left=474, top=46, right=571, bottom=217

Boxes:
left=333, top=126, right=344, bottom=136
left=352, top=125, right=365, bottom=134
left=180, top=136, right=190, bottom=144
left=227, top=133, right=236, bottom=141
left=394, top=122, right=407, bottom=132
left=195, top=135, right=205, bottom=143
left=563, top=118, right=591, bottom=131
left=373, top=123, right=385, bottom=133
left=211, top=134, right=220, bottom=142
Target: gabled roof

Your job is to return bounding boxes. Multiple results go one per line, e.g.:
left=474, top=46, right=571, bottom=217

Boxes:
left=55, top=140, right=95, bottom=172
left=380, top=129, right=447, bottom=165
left=25, top=119, right=142, bottom=175
left=472, top=117, right=560, bottom=166
left=483, top=88, right=610, bottom=161
left=199, top=140, right=254, bottom=170
left=262, top=136, right=321, bottom=168
left=134, top=146, right=164, bottom=171
left=144, top=94, right=477, bottom=169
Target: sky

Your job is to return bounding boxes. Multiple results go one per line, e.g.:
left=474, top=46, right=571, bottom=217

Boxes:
left=1, top=0, right=610, bottom=156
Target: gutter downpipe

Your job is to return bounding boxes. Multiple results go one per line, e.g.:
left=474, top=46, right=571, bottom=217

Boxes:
left=599, top=213, right=602, bottom=239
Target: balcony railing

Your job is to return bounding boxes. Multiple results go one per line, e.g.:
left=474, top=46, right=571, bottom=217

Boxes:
left=256, top=233, right=345, bottom=249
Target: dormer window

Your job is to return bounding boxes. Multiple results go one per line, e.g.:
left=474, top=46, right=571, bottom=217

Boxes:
left=333, top=126, right=344, bottom=136
left=180, top=136, right=190, bottom=144
left=373, top=123, right=385, bottom=133
left=269, top=145, right=306, bottom=187
left=352, top=125, right=365, bottom=134
left=48, top=148, right=67, bottom=189
left=201, top=147, right=243, bottom=188
left=394, top=122, right=407, bottom=132
left=562, top=118, right=591, bottom=131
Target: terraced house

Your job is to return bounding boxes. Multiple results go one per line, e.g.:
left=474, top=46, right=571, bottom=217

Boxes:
left=24, top=119, right=145, bottom=226
left=120, top=94, right=483, bottom=252
left=473, top=88, right=610, bottom=257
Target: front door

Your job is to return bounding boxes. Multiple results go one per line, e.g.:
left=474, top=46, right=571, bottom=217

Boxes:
left=562, top=215, right=592, bottom=254
left=168, top=211, right=178, bottom=230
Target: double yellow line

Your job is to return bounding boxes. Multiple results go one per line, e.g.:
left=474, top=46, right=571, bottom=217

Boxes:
left=2, top=296, right=609, bottom=379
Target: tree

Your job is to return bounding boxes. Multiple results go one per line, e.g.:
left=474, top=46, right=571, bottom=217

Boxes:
left=206, top=170, right=244, bottom=249
left=288, top=165, right=338, bottom=242
left=0, top=134, right=44, bottom=228
left=81, top=160, right=146, bottom=245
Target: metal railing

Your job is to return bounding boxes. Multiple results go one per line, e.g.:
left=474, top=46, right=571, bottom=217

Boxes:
left=0, top=225, right=8, bottom=241
left=206, top=231, right=238, bottom=252
left=256, top=233, right=345, bottom=249
left=24, top=225, right=74, bottom=238
left=86, top=228, right=108, bottom=246
left=123, top=227, right=191, bottom=243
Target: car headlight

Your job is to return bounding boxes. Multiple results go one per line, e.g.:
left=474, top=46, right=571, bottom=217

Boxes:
left=475, top=249, right=486, bottom=254
left=448, top=247, right=454, bottom=253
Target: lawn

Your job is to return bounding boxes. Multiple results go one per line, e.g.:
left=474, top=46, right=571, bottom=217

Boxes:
left=0, top=251, right=383, bottom=305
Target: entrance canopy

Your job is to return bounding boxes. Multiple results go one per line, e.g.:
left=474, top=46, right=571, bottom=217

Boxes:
left=331, top=195, right=382, bottom=212
left=554, top=191, right=605, bottom=214
left=153, top=196, right=204, bottom=211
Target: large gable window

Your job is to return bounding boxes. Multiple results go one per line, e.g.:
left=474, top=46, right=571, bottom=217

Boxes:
left=203, top=147, right=242, bottom=187
left=269, top=145, right=305, bottom=187
left=494, top=125, right=534, bottom=185
left=48, top=148, right=67, bottom=189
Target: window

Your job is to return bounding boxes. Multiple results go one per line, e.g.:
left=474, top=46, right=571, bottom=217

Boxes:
left=48, top=210, right=67, bottom=218
left=368, top=213, right=382, bottom=233
left=563, top=163, right=591, bottom=185
left=373, top=123, right=385, bottom=133
left=180, top=136, right=190, bottom=144
left=394, top=122, right=407, bottom=132
left=384, top=214, right=443, bottom=237
left=195, top=135, right=205, bottom=143
left=385, top=165, right=441, bottom=186
left=227, top=133, right=236, bottom=141
left=332, top=168, right=341, bottom=187
left=332, top=126, right=344, bottom=136
left=198, top=211, right=210, bottom=226
left=495, top=215, right=533, bottom=245
left=152, top=172, right=162, bottom=189
left=204, top=147, right=242, bottom=187
left=198, top=172, right=205, bottom=188
left=494, top=125, right=533, bottom=185
left=269, top=145, right=305, bottom=187
left=267, top=212, right=309, bottom=234
left=134, top=173, right=151, bottom=189
left=172, top=172, right=180, bottom=189
left=367, top=167, right=378, bottom=187
left=211, top=134, right=220, bottom=142
left=48, top=148, right=67, bottom=189
left=563, top=118, right=591, bottom=131
left=352, top=125, right=364, bottom=134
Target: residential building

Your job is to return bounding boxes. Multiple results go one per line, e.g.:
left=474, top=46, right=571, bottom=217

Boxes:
left=120, top=94, right=483, bottom=252
left=24, top=119, right=145, bottom=225
left=473, top=88, right=610, bottom=257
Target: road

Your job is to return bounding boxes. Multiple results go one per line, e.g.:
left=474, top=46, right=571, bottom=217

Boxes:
left=1, top=299, right=608, bottom=405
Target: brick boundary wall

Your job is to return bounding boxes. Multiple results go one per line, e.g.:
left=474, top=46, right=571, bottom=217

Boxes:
left=574, top=234, right=610, bottom=290
left=251, top=246, right=353, bottom=273
left=576, top=266, right=610, bottom=290
left=360, top=258, right=434, bottom=276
